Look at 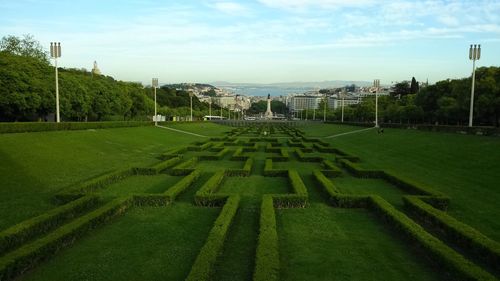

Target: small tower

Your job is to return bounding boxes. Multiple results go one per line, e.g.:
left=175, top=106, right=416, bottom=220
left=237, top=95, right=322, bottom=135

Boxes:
left=265, top=94, right=273, bottom=119
left=92, top=61, right=101, bottom=76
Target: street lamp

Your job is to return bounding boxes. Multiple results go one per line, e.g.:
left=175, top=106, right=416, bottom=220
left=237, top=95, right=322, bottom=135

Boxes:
left=152, top=78, right=158, bottom=126
left=208, top=98, right=212, bottom=120
left=341, top=89, right=346, bottom=123
left=189, top=92, right=193, bottom=121
left=50, top=42, right=61, bottom=122
left=323, top=93, right=327, bottom=122
left=374, top=79, right=380, bottom=128
left=469, top=44, right=481, bottom=127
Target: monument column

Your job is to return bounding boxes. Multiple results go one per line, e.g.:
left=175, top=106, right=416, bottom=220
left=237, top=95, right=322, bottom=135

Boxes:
left=265, top=94, right=273, bottom=119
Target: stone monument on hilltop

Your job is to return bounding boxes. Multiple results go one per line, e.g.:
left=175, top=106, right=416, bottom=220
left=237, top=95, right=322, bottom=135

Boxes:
left=92, top=61, right=101, bottom=76
left=265, top=94, right=273, bottom=119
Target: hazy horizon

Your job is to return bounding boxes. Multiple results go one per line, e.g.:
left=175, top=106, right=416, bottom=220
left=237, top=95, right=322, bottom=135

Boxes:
left=1, top=0, right=499, bottom=85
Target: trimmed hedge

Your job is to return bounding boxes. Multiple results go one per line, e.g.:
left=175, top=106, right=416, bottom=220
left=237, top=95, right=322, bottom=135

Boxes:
left=199, top=148, right=230, bottom=161
left=0, top=196, right=132, bottom=281
left=312, top=143, right=338, bottom=153
left=253, top=195, right=279, bottom=281
left=195, top=171, right=226, bottom=206
left=369, top=196, right=496, bottom=281
left=295, top=148, right=323, bottom=162
left=312, top=170, right=368, bottom=208
left=160, top=147, right=187, bottom=160
left=270, top=148, right=290, bottom=162
left=337, top=159, right=384, bottom=178
left=54, top=168, right=134, bottom=203
left=171, top=157, right=198, bottom=176
left=133, top=156, right=182, bottom=175
left=321, top=160, right=342, bottom=177
left=0, top=195, right=99, bottom=255
left=263, top=159, right=287, bottom=177
left=265, top=143, right=281, bottom=153
left=226, top=158, right=253, bottom=177
left=134, top=170, right=202, bottom=206
left=185, top=195, right=240, bottom=281
left=0, top=121, right=153, bottom=134
left=231, top=147, right=249, bottom=161
left=404, top=196, right=500, bottom=271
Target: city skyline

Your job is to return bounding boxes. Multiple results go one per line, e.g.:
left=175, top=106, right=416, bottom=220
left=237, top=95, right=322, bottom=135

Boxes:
left=1, top=0, right=499, bottom=85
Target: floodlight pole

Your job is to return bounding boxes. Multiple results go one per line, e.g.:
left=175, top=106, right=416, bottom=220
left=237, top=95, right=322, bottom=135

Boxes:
left=374, top=79, right=380, bottom=128
left=152, top=78, right=158, bottom=126
left=50, top=42, right=61, bottom=122
left=209, top=99, right=212, bottom=120
left=323, top=93, right=327, bottom=122
left=341, top=90, right=345, bottom=123
left=189, top=92, right=193, bottom=122
left=469, top=44, right=481, bottom=127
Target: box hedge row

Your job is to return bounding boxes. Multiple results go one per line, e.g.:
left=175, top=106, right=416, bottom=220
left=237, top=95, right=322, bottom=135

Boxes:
left=253, top=195, right=279, bottom=281
left=54, top=167, right=135, bottom=203
left=0, top=196, right=132, bottom=281
left=368, top=196, right=496, bottom=281
left=185, top=195, right=240, bottom=281
left=312, top=170, right=369, bottom=208
left=0, top=195, right=99, bottom=256
left=226, top=158, right=253, bottom=177
left=195, top=171, right=226, bottom=206
left=404, top=196, right=500, bottom=271
left=263, top=159, right=287, bottom=177
left=0, top=121, right=153, bottom=134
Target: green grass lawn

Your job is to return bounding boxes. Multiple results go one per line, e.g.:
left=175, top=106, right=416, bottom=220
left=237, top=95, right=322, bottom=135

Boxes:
left=1, top=122, right=498, bottom=281
left=97, top=174, right=184, bottom=199
left=323, top=124, right=500, bottom=241
left=22, top=203, right=219, bottom=281
left=0, top=125, right=224, bottom=230
left=277, top=204, right=442, bottom=281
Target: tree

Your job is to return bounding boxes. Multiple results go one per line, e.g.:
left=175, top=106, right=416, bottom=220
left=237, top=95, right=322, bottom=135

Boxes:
left=410, top=77, right=419, bottom=94
left=0, top=34, right=49, bottom=63
left=390, top=81, right=411, bottom=98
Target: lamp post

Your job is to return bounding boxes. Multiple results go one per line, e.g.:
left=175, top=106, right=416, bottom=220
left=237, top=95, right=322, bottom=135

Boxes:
left=152, top=78, right=158, bottom=125
left=341, top=89, right=345, bottom=123
left=323, top=93, right=327, bottom=122
left=50, top=42, right=61, bottom=122
left=374, top=79, right=380, bottom=128
left=209, top=99, right=212, bottom=120
left=189, top=92, right=193, bottom=121
left=469, top=44, right=481, bottom=127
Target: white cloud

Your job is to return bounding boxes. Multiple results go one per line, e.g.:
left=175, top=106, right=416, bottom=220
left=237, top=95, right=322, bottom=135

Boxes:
left=257, top=0, right=374, bottom=10
left=211, top=2, right=249, bottom=15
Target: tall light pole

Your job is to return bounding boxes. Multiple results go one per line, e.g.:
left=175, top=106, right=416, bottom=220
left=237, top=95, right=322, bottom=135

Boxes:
left=374, top=79, right=380, bottom=128
left=209, top=98, right=212, bottom=120
left=152, top=78, right=158, bottom=125
left=469, top=44, right=481, bottom=127
left=341, top=89, right=345, bottom=123
left=50, top=42, right=61, bottom=122
left=323, top=93, right=327, bottom=122
left=189, top=92, right=193, bottom=121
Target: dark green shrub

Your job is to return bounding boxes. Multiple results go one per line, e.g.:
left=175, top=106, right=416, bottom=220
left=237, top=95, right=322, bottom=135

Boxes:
left=0, top=196, right=132, bottom=281
left=0, top=121, right=152, bottom=134
left=0, top=195, right=99, bottom=255
left=254, top=195, right=279, bottom=281
left=185, top=196, right=240, bottom=281
left=404, top=196, right=500, bottom=271
left=195, top=171, right=226, bottom=206
left=263, top=159, right=287, bottom=177
left=368, top=196, right=496, bottom=281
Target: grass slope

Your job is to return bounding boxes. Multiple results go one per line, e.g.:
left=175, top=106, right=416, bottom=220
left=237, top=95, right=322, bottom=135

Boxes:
left=22, top=203, right=219, bottom=281
left=0, top=124, right=226, bottom=230
left=324, top=124, right=500, bottom=241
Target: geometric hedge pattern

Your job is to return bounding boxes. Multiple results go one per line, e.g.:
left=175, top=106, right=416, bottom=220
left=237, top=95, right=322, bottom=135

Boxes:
left=0, top=124, right=498, bottom=281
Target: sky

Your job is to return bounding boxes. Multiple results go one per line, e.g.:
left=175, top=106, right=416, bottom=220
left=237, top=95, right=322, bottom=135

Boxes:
left=1, top=0, right=499, bottom=85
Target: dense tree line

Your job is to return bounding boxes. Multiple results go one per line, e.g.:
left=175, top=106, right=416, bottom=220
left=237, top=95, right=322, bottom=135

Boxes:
left=0, top=35, right=218, bottom=122
left=322, top=69, right=500, bottom=127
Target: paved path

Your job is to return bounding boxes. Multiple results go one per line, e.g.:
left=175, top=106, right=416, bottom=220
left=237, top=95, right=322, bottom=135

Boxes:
left=323, top=127, right=375, bottom=139
left=156, top=125, right=208, bottom=138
